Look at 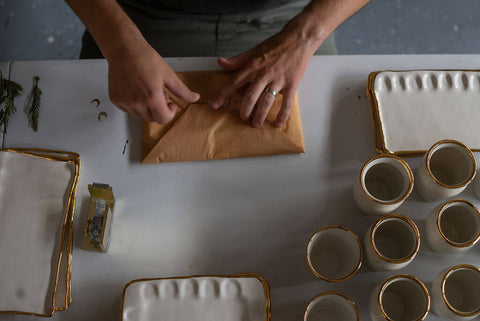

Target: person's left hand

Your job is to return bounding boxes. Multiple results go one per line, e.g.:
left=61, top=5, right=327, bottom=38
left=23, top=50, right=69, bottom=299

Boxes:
left=209, top=19, right=321, bottom=128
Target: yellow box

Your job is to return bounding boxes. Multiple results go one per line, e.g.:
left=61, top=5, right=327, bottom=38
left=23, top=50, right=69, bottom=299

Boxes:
left=82, top=183, right=114, bottom=252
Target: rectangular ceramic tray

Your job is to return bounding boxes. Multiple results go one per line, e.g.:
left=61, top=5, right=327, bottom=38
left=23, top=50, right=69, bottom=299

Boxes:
left=0, top=148, right=80, bottom=317
left=121, top=274, right=270, bottom=321
left=367, top=70, right=480, bottom=156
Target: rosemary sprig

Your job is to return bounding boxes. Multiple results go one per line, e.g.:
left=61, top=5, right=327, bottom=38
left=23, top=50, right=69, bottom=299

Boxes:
left=29, top=75, right=42, bottom=132
left=0, top=76, right=23, bottom=135
left=0, top=72, right=4, bottom=125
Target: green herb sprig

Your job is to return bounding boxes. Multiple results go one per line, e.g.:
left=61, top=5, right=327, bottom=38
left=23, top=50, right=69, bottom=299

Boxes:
left=28, top=75, right=42, bottom=132
left=0, top=72, right=24, bottom=135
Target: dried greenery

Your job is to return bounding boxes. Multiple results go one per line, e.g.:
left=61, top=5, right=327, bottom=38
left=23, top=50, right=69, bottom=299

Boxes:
left=0, top=72, right=24, bottom=135
left=28, top=75, right=42, bottom=132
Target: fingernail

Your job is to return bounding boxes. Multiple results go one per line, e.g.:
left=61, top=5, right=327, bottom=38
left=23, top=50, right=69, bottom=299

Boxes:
left=222, top=99, right=230, bottom=108
left=275, top=121, right=283, bottom=127
left=210, top=100, right=222, bottom=109
left=208, top=99, right=217, bottom=109
left=252, top=120, right=261, bottom=128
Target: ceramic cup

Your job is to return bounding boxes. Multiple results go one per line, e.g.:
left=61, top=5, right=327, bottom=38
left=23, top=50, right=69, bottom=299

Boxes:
left=473, top=173, right=480, bottom=200
left=369, top=274, right=430, bottom=321
left=364, top=214, right=420, bottom=271
left=431, top=264, right=480, bottom=321
left=304, top=292, right=359, bottom=321
left=353, top=154, right=414, bottom=215
left=306, top=226, right=362, bottom=282
left=425, top=199, right=480, bottom=254
left=415, top=140, right=476, bottom=202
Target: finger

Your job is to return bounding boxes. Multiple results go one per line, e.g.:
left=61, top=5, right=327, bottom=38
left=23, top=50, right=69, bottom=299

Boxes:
left=109, top=96, right=130, bottom=114
left=167, top=102, right=177, bottom=113
left=165, top=74, right=200, bottom=103
left=252, top=84, right=280, bottom=128
left=274, top=89, right=295, bottom=127
left=121, top=104, right=141, bottom=119
left=149, top=104, right=176, bottom=124
left=116, top=104, right=128, bottom=113
left=210, top=69, right=251, bottom=109
left=136, top=106, right=155, bottom=123
left=164, top=93, right=178, bottom=113
left=147, top=91, right=176, bottom=124
left=239, top=80, right=268, bottom=121
left=217, top=50, right=251, bottom=71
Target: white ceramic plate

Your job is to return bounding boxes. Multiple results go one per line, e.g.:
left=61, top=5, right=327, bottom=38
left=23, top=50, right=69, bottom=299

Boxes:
left=121, top=274, right=270, bottom=321
left=0, top=149, right=79, bottom=316
left=367, top=70, right=480, bottom=156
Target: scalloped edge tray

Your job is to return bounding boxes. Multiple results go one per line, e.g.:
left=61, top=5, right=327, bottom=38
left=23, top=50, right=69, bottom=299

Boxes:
left=121, top=274, right=270, bottom=321
left=367, top=70, right=480, bottom=156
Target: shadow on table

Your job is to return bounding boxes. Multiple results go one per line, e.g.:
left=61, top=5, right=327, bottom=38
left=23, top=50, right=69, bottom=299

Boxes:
left=321, top=77, right=376, bottom=232
left=126, top=114, right=143, bottom=164
left=70, top=278, right=123, bottom=321
left=312, top=78, right=379, bottom=317
left=74, top=196, right=90, bottom=249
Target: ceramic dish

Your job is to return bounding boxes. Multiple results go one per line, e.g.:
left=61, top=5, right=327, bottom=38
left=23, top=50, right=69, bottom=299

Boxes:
left=121, top=274, right=271, bottom=321
left=425, top=199, right=480, bottom=254
left=432, top=264, right=480, bottom=320
left=0, top=148, right=80, bottom=317
left=364, top=214, right=420, bottom=270
left=353, top=154, right=414, bottom=215
left=304, top=292, right=359, bottom=321
left=369, top=274, right=430, bottom=321
left=367, top=70, right=480, bottom=156
left=306, top=226, right=363, bottom=282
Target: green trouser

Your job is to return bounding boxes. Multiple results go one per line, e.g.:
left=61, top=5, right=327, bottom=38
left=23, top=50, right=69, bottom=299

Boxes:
left=80, top=0, right=337, bottom=58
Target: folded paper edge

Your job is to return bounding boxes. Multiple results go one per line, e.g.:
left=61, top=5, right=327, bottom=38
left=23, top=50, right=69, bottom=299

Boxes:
left=141, top=97, right=305, bottom=164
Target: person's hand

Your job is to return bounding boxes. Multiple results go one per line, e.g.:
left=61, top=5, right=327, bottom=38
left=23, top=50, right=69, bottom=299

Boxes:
left=209, top=18, right=320, bottom=128
left=107, top=41, right=200, bottom=123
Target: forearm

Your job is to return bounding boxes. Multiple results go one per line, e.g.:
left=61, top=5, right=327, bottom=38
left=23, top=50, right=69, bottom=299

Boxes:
left=65, top=0, right=147, bottom=61
left=285, top=0, right=370, bottom=52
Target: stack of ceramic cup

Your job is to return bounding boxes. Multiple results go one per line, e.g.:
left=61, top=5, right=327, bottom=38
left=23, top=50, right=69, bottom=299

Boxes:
left=304, top=139, right=480, bottom=321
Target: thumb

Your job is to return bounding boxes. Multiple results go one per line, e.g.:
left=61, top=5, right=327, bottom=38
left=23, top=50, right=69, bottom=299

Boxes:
left=217, top=51, right=251, bottom=71
left=165, top=74, right=200, bottom=103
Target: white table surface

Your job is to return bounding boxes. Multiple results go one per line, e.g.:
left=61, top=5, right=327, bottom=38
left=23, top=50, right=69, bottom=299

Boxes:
left=2, top=55, right=480, bottom=321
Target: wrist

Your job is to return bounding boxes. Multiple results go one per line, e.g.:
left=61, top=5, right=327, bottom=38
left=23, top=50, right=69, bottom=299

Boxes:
left=102, top=28, right=149, bottom=64
left=67, top=0, right=149, bottom=62
left=284, top=9, right=329, bottom=54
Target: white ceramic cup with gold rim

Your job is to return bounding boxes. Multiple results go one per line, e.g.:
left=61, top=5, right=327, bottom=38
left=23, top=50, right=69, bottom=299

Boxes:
left=364, top=214, right=420, bottom=271
left=473, top=172, right=480, bottom=200
left=425, top=199, right=480, bottom=254
left=415, top=140, right=476, bottom=202
left=431, top=264, right=480, bottom=321
left=353, top=154, right=414, bottom=215
left=304, top=291, right=359, bottom=321
left=369, top=274, right=430, bottom=321
left=306, top=226, right=362, bottom=282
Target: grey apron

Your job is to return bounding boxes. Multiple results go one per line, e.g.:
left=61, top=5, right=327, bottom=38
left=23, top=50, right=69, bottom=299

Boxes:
left=80, top=0, right=337, bottom=58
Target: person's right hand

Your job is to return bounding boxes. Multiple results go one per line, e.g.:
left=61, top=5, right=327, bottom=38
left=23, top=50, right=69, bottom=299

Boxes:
left=107, top=41, right=200, bottom=124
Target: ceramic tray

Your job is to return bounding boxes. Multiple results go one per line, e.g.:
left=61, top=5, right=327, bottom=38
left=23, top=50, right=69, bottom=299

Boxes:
left=121, top=274, right=270, bottom=321
left=0, top=148, right=80, bottom=317
left=367, top=70, right=480, bottom=156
